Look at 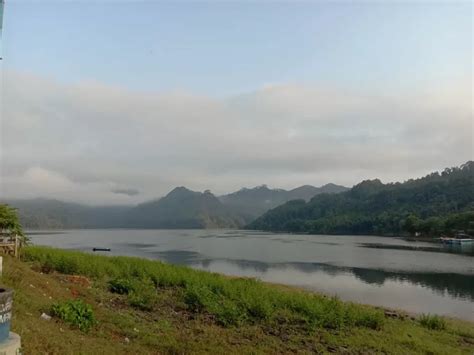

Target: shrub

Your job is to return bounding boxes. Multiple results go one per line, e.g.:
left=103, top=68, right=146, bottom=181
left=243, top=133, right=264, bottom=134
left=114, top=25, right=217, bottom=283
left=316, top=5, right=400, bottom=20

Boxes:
left=108, top=278, right=135, bottom=295
left=184, top=285, right=216, bottom=312
left=51, top=299, right=96, bottom=332
left=213, top=299, right=245, bottom=326
left=127, top=279, right=157, bottom=311
left=419, top=314, right=446, bottom=330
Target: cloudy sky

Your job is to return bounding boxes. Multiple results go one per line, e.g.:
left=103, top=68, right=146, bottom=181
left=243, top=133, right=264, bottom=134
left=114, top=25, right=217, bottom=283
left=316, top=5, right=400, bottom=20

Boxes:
left=0, top=1, right=472, bottom=204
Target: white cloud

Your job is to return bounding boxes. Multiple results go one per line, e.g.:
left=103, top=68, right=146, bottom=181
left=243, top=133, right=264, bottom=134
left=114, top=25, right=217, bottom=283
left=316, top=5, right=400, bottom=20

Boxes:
left=1, top=71, right=471, bottom=204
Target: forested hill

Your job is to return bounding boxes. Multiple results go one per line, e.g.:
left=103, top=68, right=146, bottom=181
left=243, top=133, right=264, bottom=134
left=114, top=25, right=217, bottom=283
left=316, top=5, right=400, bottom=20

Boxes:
left=124, top=187, right=246, bottom=228
left=247, top=162, right=474, bottom=236
left=219, top=183, right=348, bottom=220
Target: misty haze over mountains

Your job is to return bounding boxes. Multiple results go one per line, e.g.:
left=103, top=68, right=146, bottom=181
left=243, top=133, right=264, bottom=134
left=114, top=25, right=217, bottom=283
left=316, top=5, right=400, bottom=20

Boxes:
left=3, top=183, right=348, bottom=229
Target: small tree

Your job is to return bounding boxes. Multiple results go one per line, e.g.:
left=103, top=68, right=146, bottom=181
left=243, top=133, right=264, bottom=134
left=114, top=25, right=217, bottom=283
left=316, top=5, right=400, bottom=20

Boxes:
left=403, top=214, right=421, bottom=235
left=0, top=204, right=27, bottom=245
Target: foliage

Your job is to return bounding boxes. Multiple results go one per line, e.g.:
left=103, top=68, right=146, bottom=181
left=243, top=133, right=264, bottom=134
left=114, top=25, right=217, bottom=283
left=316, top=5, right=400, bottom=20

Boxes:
left=0, top=204, right=28, bottom=245
left=419, top=314, right=447, bottom=331
left=128, top=279, right=157, bottom=311
left=25, top=246, right=384, bottom=331
left=248, top=162, right=474, bottom=237
left=108, top=277, right=135, bottom=294
left=51, top=299, right=96, bottom=332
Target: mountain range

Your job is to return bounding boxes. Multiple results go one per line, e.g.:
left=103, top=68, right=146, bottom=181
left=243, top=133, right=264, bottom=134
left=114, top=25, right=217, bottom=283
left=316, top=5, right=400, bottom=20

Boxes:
left=2, top=183, right=348, bottom=229
left=219, top=183, right=348, bottom=220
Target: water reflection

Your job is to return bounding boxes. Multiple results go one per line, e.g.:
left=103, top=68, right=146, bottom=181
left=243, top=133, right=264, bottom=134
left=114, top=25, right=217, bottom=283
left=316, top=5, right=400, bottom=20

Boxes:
left=152, top=250, right=474, bottom=302
left=441, top=243, right=474, bottom=256
left=152, top=250, right=202, bottom=264
left=360, top=242, right=474, bottom=256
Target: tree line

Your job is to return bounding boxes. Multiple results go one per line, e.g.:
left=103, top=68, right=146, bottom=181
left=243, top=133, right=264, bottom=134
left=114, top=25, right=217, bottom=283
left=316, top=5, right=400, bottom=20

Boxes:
left=247, top=162, right=474, bottom=237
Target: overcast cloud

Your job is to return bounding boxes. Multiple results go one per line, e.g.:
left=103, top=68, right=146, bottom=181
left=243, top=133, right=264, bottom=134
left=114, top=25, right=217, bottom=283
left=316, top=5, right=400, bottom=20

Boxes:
left=0, top=70, right=472, bottom=205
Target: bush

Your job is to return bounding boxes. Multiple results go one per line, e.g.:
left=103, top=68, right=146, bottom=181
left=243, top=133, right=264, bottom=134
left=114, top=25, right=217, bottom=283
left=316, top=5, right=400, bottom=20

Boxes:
left=419, top=314, right=446, bottom=330
left=127, top=278, right=157, bottom=311
left=108, top=278, right=135, bottom=295
left=51, top=299, right=96, bottom=332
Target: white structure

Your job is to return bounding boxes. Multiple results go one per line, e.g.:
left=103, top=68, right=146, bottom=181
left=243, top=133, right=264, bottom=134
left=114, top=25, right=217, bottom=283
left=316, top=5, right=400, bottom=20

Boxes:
left=0, top=332, right=21, bottom=355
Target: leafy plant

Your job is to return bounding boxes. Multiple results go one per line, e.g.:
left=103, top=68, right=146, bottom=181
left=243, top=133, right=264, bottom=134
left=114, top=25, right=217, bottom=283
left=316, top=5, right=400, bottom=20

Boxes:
left=0, top=204, right=28, bottom=244
left=51, top=299, right=96, bottom=332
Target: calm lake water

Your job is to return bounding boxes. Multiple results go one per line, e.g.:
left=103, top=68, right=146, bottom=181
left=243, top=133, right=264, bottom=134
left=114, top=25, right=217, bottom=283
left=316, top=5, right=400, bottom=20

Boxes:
left=28, top=229, right=474, bottom=321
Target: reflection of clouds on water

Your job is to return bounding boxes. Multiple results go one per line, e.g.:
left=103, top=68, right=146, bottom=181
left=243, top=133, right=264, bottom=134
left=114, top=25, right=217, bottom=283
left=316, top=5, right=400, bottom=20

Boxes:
left=309, top=241, right=341, bottom=246
left=182, top=257, right=474, bottom=302
left=147, top=247, right=474, bottom=302
left=150, top=250, right=204, bottom=265
left=116, top=242, right=157, bottom=249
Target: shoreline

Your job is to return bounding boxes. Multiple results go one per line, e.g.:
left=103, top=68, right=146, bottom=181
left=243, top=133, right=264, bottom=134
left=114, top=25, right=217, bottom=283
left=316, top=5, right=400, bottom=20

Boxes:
left=27, top=231, right=474, bottom=323
left=2, top=246, right=473, bottom=354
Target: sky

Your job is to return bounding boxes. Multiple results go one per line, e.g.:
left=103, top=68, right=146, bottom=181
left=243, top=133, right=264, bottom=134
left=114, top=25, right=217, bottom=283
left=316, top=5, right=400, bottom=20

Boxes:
left=0, top=0, right=472, bottom=204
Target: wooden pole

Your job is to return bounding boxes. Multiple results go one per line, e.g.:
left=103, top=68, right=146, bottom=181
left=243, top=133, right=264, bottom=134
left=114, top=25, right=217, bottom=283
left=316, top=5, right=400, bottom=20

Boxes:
left=14, top=235, right=18, bottom=258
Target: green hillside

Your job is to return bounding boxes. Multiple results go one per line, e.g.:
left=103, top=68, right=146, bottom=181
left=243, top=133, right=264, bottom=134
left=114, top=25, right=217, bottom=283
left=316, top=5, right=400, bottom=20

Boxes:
left=248, top=162, right=474, bottom=236
left=219, top=183, right=348, bottom=220
left=126, top=187, right=245, bottom=228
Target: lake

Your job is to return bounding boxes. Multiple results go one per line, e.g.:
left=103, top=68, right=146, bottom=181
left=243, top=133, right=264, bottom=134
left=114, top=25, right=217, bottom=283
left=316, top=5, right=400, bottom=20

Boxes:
left=28, top=229, right=474, bottom=322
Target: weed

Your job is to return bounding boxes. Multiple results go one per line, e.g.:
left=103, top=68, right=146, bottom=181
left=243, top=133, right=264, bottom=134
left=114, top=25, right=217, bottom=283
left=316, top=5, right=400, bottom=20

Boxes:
left=51, top=299, right=96, bottom=332
left=419, top=314, right=447, bottom=330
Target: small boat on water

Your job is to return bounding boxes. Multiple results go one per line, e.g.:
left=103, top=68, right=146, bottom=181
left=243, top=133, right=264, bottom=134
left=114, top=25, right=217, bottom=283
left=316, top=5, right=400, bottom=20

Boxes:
left=440, top=232, right=474, bottom=245
left=92, top=247, right=111, bottom=252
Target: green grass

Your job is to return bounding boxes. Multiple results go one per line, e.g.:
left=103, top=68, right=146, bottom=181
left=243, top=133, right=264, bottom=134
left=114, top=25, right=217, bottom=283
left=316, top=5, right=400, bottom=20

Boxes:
left=419, top=314, right=447, bottom=330
left=1, top=245, right=472, bottom=354
left=23, top=246, right=385, bottom=330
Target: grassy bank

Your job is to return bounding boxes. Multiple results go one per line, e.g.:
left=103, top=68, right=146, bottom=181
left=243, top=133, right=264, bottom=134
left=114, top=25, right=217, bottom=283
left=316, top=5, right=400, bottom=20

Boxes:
left=2, top=246, right=473, bottom=354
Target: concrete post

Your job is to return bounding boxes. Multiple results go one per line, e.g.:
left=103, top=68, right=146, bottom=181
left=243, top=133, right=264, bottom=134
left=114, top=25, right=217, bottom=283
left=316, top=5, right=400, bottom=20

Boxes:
left=0, top=332, right=21, bottom=355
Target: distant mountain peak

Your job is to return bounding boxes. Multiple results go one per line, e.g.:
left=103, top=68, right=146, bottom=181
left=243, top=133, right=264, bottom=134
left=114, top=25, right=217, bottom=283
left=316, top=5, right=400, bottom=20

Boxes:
left=321, top=183, right=338, bottom=188
left=166, top=186, right=195, bottom=197
left=353, top=179, right=384, bottom=189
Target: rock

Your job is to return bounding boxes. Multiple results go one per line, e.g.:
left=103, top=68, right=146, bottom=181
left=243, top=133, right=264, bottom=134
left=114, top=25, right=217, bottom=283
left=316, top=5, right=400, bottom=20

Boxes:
left=40, top=313, right=52, bottom=321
